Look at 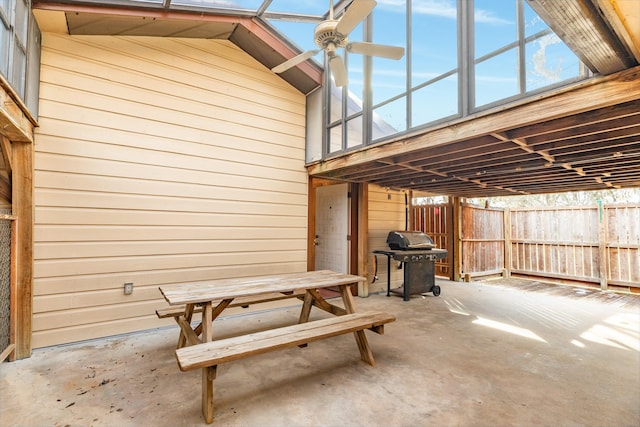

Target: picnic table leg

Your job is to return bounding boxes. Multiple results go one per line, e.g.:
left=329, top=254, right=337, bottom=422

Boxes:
left=298, top=290, right=315, bottom=323
left=177, top=304, right=195, bottom=349
left=200, top=302, right=215, bottom=423
left=339, top=284, right=376, bottom=366
left=193, top=299, right=233, bottom=338
left=296, top=291, right=316, bottom=348
left=202, top=365, right=217, bottom=424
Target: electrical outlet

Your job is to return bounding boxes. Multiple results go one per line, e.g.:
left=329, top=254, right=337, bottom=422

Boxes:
left=124, top=282, right=134, bottom=295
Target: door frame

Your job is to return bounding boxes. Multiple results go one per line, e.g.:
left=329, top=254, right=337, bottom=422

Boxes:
left=308, top=178, right=368, bottom=295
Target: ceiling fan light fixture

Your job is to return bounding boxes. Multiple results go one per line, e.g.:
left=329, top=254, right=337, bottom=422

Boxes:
left=314, top=20, right=347, bottom=49
left=271, top=0, right=405, bottom=88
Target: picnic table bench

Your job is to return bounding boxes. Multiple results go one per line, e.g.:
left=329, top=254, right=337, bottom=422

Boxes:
left=158, top=270, right=396, bottom=424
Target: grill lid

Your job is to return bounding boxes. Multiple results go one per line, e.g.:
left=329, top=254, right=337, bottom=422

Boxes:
left=386, top=231, right=436, bottom=250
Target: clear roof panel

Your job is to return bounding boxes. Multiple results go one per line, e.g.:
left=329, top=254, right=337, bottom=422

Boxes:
left=162, top=0, right=327, bottom=53
left=262, top=1, right=329, bottom=56
left=165, top=0, right=328, bottom=18
left=169, top=0, right=265, bottom=9
left=267, top=19, right=319, bottom=52
left=265, top=0, right=328, bottom=16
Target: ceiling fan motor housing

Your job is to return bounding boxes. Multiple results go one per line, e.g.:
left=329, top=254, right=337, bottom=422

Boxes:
left=314, top=20, right=348, bottom=49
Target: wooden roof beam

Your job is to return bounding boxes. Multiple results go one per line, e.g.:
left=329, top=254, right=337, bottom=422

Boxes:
left=378, top=159, right=449, bottom=177
left=307, top=67, right=640, bottom=177
left=1, top=136, right=12, bottom=178
left=492, top=133, right=556, bottom=165
left=505, top=100, right=640, bottom=141
left=378, top=159, right=532, bottom=196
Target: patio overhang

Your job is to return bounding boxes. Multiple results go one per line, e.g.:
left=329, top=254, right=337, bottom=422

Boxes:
left=306, top=66, right=640, bottom=197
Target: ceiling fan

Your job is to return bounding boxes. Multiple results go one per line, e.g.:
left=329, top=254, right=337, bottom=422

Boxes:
left=271, top=0, right=405, bottom=87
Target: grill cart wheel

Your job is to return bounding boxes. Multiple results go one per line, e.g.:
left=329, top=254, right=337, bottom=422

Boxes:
left=432, top=285, right=441, bottom=296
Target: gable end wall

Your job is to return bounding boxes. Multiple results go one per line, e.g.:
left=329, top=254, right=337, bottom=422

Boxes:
left=33, top=34, right=308, bottom=348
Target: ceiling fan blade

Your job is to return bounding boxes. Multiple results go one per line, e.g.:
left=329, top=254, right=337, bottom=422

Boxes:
left=271, top=49, right=320, bottom=73
left=329, top=55, right=348, bottom=87
left=346, top=42, right=405, bottom=60
left=335, top=0, right=377, bottom=36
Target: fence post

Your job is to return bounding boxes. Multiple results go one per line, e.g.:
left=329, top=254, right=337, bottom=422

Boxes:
left=504, top=209, right=511, bottom=278
left=597, top=200, right=608, bottom=290
left=452, top=197, right=463, bottom=281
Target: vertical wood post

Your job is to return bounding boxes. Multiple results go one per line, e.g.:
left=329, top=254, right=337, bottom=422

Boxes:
left=12, top=140, right=34, bottom=359
left=452, top=197, right=463, bottom=282
left=8, top=219, right=17, bottom=361
left=307, top=178, right=317, bottom=271
left=356, top=183, right=369, bottom=297
left=504, top=209, right=512, bottom=278
left=407, top=190, right=414, bottom=230
left=597, top=200, right=608, bottom=290
left=445, top=198, right=453, bottom=280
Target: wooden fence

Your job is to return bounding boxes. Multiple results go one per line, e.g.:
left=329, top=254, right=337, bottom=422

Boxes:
left=605, top=205, right=640, bottom=287
left=461, top=204, right=505, bottom=279
left=413, top=202, right=640, bottom=291
left=509, top=204, right=639, bottom=289
left=412, top=203, right=451, bottom=277
left=509, top=206, right=602, bottom=283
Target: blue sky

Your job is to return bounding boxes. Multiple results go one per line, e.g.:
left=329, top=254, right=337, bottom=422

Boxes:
left=259, top=0, right=582, bottom=135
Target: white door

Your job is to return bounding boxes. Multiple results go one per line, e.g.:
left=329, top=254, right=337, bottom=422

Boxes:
left=315, top=184, right=349, bottom=273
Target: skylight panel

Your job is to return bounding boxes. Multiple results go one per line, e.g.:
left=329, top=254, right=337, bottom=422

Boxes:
left=168, top=0, right=263, bottom=11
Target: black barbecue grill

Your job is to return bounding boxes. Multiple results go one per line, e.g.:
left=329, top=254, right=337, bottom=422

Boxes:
left=374, top=231, right=448, bottom=301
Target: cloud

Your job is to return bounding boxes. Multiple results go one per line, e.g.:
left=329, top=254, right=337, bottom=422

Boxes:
left=412, top=0, right=457, bottom=19
left=376, top=0, right=512, bottom=25
left=530, top=34, right=563, bottom=82
left=474, top=9, right=512, bottom=25
left=377, top=0, right=455, bottom=18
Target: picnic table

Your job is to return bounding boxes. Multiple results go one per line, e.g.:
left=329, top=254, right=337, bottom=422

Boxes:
left=158, top=270, right=395, bottom=424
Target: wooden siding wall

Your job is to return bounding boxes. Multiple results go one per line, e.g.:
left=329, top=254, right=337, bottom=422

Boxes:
left=33, top=34, right=308, bottom=348
left=368, top=185, right=406, bottom=293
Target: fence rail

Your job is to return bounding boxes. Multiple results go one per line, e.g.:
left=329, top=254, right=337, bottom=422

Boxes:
left=413, top=202, right=640, bottom=290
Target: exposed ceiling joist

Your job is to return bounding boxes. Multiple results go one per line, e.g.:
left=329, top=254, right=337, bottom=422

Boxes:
left=308, top=67, right=640, bottom=197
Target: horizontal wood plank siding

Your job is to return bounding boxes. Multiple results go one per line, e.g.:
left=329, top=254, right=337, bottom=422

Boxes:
left=368, top=185, right=406, bottom=293
left=33, top=34, right=308, bottom=348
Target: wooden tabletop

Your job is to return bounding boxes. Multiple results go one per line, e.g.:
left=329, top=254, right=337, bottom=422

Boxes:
left=159, top=270, right=366, bottom=306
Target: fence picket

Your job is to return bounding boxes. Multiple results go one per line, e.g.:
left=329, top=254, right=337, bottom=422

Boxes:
left=413, top=203, right=639, bottom=291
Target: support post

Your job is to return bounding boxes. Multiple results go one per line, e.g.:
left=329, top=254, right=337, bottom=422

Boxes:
left=12, top=140, right=33, bottom=360
left=447, top=197, right=455, bottom=281
left=356, top=183, right=369, bottom=297
left=452, top=197, right=463, bottom=282
left=597, top=200, right=608, bottom=290
left=504, top=209, right=512, bottom=278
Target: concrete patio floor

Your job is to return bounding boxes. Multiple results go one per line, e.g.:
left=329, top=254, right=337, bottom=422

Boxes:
left=1, top=278, right=639, bottom=427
